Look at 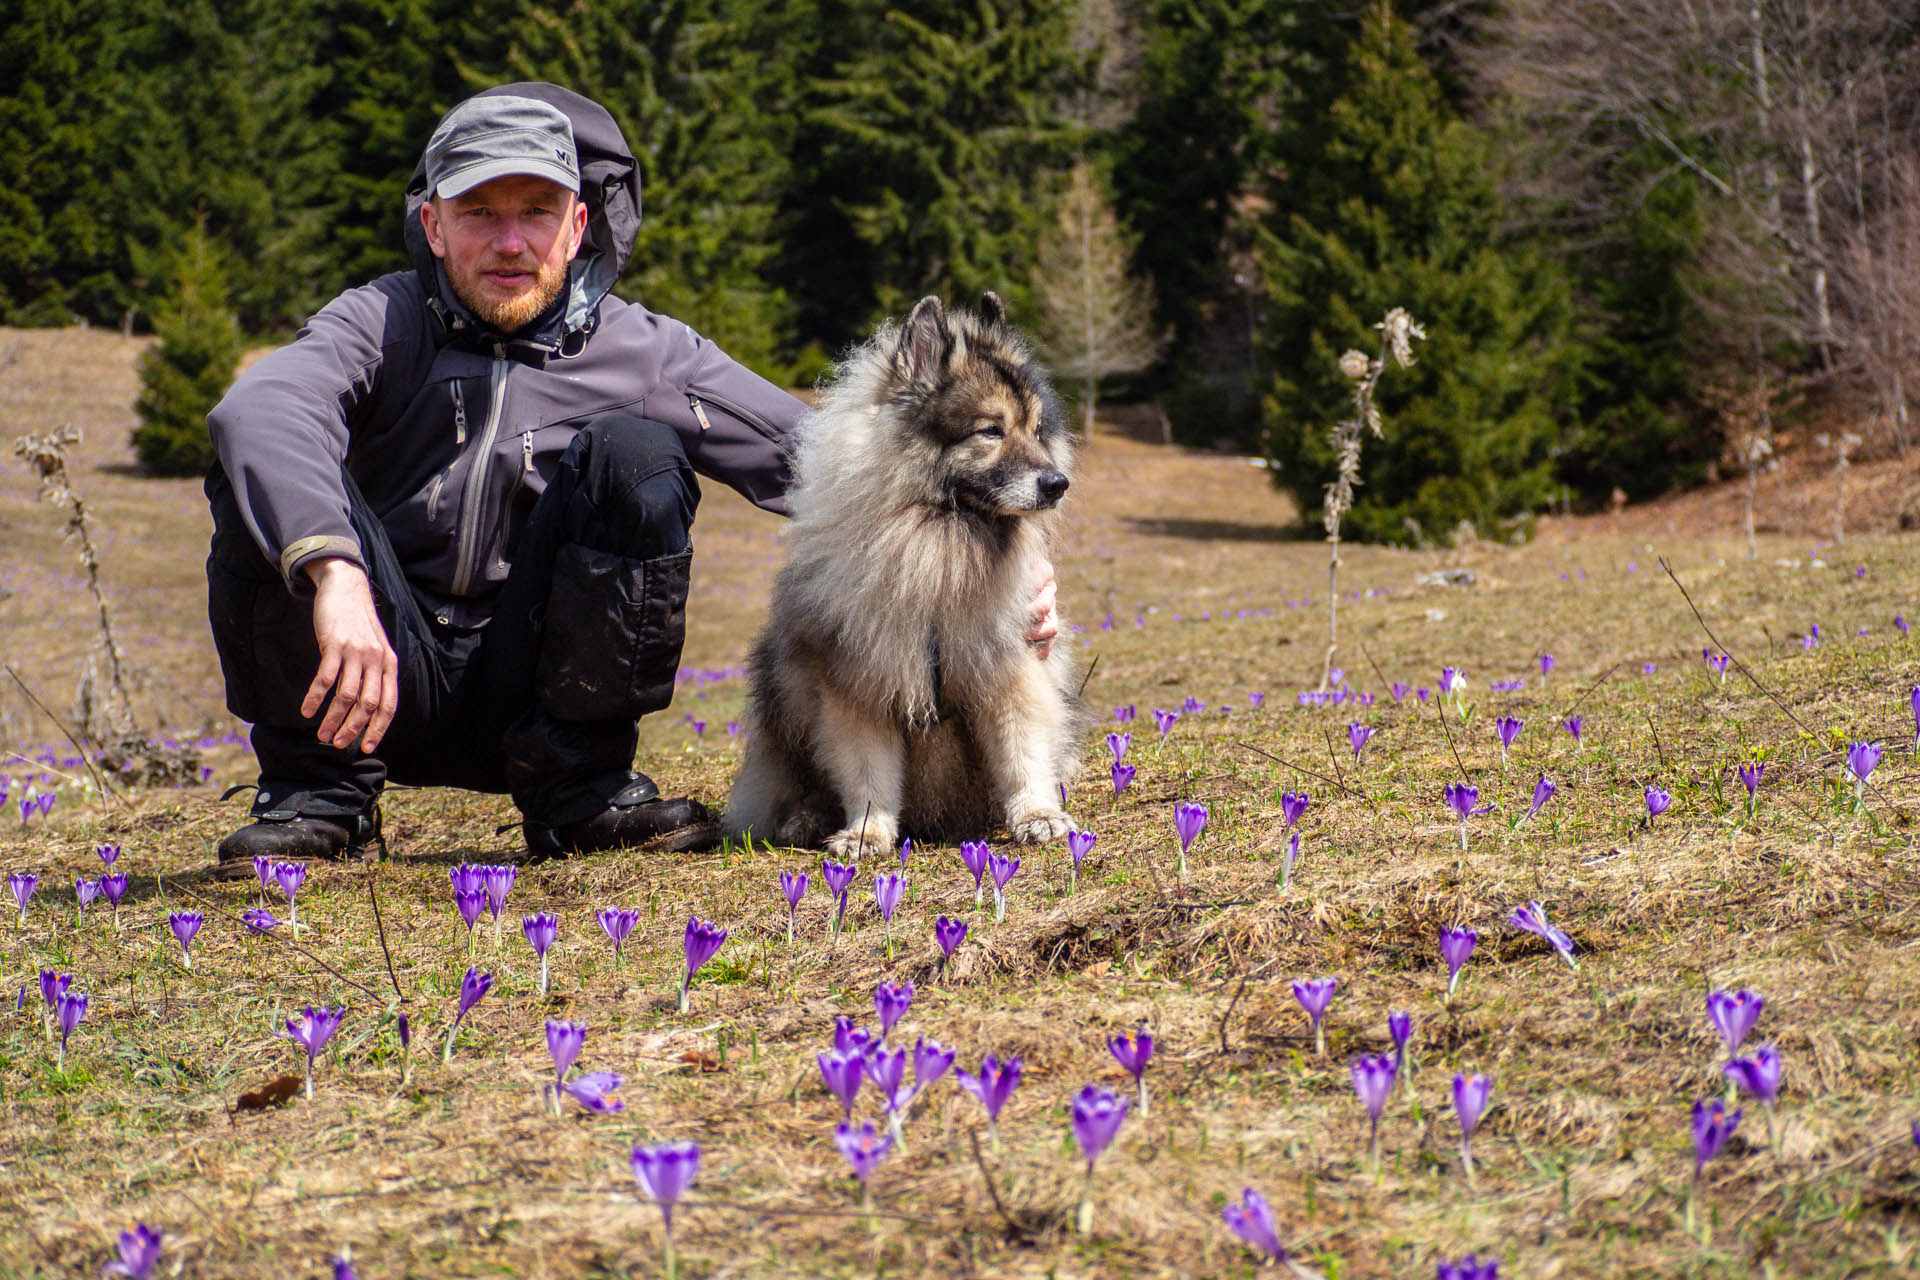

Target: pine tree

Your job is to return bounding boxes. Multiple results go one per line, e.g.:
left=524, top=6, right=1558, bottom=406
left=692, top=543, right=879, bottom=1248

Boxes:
left=1260, top=2, right=1577, bottom=544
left=133, top=220, right=244, bottom=476
left=1034, top=161, right=1167, bottom=432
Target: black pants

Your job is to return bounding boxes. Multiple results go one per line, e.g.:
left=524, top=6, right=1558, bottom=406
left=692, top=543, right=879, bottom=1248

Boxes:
left=206, top=416, right=699, bottom=825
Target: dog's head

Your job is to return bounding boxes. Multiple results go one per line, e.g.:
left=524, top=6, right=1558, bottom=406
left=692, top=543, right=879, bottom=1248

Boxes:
left=887, top=294, right=1072, bottom=516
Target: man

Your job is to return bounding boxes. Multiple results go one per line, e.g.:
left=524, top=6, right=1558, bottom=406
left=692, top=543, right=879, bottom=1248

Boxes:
left=205, top=83, right=1057, bottom=865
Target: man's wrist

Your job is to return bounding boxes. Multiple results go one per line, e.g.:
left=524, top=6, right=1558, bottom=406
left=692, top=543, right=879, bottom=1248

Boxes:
left=304, top=556, right=366, bottom=588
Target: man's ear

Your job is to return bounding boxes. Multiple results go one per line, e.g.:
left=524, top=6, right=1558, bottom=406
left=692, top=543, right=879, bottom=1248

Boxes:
left=566, top=193, right=589, bottom=263
left=420, top=199, right=448, bottom=260
left=894, top=296, right=951, bottom=389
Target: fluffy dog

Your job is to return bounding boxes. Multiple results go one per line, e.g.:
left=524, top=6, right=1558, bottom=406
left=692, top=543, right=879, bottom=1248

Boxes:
left=725, top=293, right=1087, bottom=858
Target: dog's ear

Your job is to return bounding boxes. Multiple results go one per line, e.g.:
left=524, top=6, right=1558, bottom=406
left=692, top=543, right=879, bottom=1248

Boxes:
left=895, top=296, right=951, bottom=389
left=978, top=292, right=1007, bottom=328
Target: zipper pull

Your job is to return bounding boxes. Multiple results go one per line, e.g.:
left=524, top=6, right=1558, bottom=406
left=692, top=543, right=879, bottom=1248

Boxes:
left=689, top=394, right=712, bottom=432
left=452, top=381, right=468, bottom=445
left=521, top=430, right=535, bottom=472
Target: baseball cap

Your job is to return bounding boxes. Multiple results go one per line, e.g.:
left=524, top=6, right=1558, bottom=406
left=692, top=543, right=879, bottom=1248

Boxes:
left=423, top=94, right=580, bottom=200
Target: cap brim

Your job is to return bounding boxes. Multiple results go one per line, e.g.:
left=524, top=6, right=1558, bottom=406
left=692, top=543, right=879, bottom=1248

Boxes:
left=435, top=157, right=580, bottom=200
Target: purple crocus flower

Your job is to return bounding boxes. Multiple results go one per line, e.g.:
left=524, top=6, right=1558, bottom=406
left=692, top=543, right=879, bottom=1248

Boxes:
left=1509, top=900, right=1577, bottom=970
left=955, top=1053, right=1022, bottom=1144
left=1691, top=1098, right=1742, bottom=1211
left=523, top=912, right=558, bottom=994
left=1110, top=761, right=1136, bottom=796
left=680, top=916, right=728, bottom=1012
left=9, top=871, right=37, bottom=924
left=54, top=990, right=86, bottom=1070
left=97, top=842, right=120, bottom=868
left=821, top=857, right=857, bottom=932
left=1280, top=790, right=1310, bottom=827
left=836, top=1120, right=894, bottom=1187
left=75, top=877, right=99, bottom=917
left=279, top=1004, right=345, bottom=1098
left=1107, top=1028, right=1154, bottom=1117
left=99, top=871, right=127, bottom=927
left=1539, top=653, right=1555, bottom=681
left=1249, top=691, right=1266, bottom=708
left=1561, top=715, right=1583, bottom=748
left=1453, top=1072, right=1493, bottom=1181
left=1437, top=1255, right=1499, bottom=1279
left=1350, top=1052, right=1397, bottom=1169
left=832, top=1015, right=874, bottom=1057
left=986, top=851, right=1021, bottom=921
left=780, top=870, right=808, bottom=944
left=1066, top=829, right=1096, bottom=893
left=872, top=872, right=905, bottom=954
left=482, top=863, right=516, bottom=943
left=864, top=1044, right=910, bottom=1119
left=1221, top=1187, right=1288, bottom=1261
left=631, top=1141, right=700, bottom=1270
left=1724, top=1042, right=1781, bottom=1108
left=1520, top=774, right=1556, bottom=826
left=40, top=968, right=71, bottom=1015
left=1846, top=740, right=1881, bottom=796
left=1153, top=707, right=1179, bottom=739
left=898, top=836, right=913, bottom=872
left=1173, top=800, right=1208, bottom=875
left=1388, top=1010, right=1413, bottom=1071
left=546, top=1017, right=586, bottom=1081
left=818, top=1049, right=865, bottom=1117
left=1348, top=721, right=1373, bottom=763
left=598, top=905, right=640, bottom=964
left=1292, top=976, right=1338, bottom=1055
left=242, top=907, right=279, bottom=934
left=1114, top=704, right=1136, bottom=722
left=934, top=915, right=968, bottom=973
left=1704, top=649, right=1731, bottom=683
left=101, top=1223, right=163, bottom=1278
left=449, top=862, right=484, bottom=897
left=1494, top=715, right=1523, bottom=767
left=169, top=910, right=203, bottom=968
left=1442, top=782, right=1489, bottom=851
left=874, top=980, right=914, bottom=1040
left=454, top=888, right=487, bottom=952
left=1706, top=989, right=1765, bottom=1055
left=556, top=1070, right=624, bottom=1113
left=1737, top=762, right=1765, bottom=806
left=1069, top=1085, right=1128, bottom=1234
left=910, top=1034, right=955, bottom=1104
left=1105, top=731, right=1131, bottom=763
left=1644, top=785, right=1672, bottom=820
left=275, top=860, right=308, bottom=933
left=443, top=967, right=493, bottom=1063
left=1391, top=680, right=1411, bottom=701
left=1440, top=927, right=1478, bottom=998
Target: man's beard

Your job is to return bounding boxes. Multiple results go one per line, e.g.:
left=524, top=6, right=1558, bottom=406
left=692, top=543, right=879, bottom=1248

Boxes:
left=446, top=256, right=569, bottom=334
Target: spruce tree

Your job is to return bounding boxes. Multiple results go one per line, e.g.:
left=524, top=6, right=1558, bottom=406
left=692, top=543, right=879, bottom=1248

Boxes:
left=1260, top=1, right=1576, bottom=544
left=133, top=220, right=244, bottom=477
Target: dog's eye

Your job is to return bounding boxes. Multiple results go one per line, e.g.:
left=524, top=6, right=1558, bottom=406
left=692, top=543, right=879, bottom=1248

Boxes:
left=974, top=421, right=1004, bottom=440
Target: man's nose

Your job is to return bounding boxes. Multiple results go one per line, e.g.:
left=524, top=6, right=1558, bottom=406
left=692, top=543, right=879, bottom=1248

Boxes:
left=493, top=217, right=529, bottom=253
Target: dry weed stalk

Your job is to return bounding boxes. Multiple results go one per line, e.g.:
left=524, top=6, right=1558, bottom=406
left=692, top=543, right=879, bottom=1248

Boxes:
left=1815, top=429, right=1862, bottom=546
left=12, top=426, right=135, bottom=740
left=1321, top=307, right=1425, bottom=689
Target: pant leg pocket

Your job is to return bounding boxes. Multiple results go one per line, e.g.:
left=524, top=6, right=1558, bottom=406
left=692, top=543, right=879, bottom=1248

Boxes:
left=536, top=544, right=692, bottom=721
left=208, top=564, right=322, bottom=726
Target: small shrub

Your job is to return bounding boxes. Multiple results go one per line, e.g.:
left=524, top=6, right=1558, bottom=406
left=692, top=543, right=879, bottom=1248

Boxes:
left=132, top=219, right=242, bottom=477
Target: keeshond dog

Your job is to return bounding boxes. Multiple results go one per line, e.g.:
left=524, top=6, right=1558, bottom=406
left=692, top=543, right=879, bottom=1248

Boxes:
left=725, top=293, right=1087, bottom=858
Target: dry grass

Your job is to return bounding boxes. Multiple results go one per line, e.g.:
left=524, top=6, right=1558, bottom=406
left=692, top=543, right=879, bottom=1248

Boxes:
left=2, top=327, right=1919, bottom=1278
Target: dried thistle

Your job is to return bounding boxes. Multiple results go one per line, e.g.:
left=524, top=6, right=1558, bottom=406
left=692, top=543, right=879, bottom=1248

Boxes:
left=1320, top=308, right=1425, bottom=688
left=1814, top=430, right=1863, bottom=547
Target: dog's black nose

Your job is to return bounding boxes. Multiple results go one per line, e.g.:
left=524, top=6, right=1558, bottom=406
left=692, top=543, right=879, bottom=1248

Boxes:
left=1037, top=471, right=1070, bottom=505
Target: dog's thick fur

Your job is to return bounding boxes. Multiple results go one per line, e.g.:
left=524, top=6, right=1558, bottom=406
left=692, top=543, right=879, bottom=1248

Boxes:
left=725, top=294, right=1087, bottom=858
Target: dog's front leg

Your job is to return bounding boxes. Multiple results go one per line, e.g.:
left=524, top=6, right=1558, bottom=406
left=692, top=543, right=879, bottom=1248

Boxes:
left=976, top=660, right=1072, bottom=845
left=817, top=685, right=905, bottom=861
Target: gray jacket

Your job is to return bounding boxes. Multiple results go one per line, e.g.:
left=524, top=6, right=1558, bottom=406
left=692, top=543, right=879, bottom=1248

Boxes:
left=207, top=82, right=803, bottom=628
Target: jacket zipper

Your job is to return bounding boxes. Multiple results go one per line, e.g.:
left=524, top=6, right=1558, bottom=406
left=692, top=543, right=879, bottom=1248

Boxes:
left=449, top=350, right=508, bottom=596
left=687, top=385, right=780, bottom=443
left=689, top=394, right=712, bottom=432
left=451, top=380, right=468, bottom=445
left=426, top=472, right=447, bottom=523
left=494, top=431, right=535, bottom=572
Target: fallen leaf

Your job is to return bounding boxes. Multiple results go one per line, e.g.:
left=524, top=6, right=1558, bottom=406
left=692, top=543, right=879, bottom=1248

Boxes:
left=678, top=1051, right=726, bottom=1073
left=234, top=1075, right=302, bottom=1112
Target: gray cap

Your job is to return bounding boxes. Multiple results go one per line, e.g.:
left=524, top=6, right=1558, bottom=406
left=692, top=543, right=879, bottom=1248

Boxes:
left=423, top=94, right=580, bottom=200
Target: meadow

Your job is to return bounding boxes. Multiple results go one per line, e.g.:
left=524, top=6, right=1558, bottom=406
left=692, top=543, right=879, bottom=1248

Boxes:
left=2, top=327, right=1918, bottom=1278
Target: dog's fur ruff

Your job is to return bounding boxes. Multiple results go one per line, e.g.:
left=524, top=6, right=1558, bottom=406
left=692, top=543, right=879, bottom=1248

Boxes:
left=725, top=294, right=1088, bottom=858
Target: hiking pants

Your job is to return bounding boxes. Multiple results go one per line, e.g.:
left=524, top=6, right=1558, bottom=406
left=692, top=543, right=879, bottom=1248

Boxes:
left=205, top=415, right=699, bottom=826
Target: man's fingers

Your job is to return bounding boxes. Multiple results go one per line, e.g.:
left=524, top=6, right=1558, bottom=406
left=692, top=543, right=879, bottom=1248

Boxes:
left=361, top=649, right=400, bottom=752
left=302, top=650, right=343, bottom=720
left=316, top=657, right=362, bottom=743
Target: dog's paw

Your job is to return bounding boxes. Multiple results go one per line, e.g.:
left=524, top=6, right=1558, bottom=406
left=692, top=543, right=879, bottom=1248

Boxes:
left=1009, top=808, right=1072, bottom=845
left=825, top=824, right=895, bottom=862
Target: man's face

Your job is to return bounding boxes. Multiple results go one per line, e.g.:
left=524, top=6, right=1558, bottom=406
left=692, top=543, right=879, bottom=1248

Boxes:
left=420, top=174, right=588, bottom=334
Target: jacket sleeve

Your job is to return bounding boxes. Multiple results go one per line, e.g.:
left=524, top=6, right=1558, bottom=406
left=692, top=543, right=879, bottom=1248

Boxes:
left=206, top=280, right=409, bottom=584
left=648, top=317, right=806, bottom=518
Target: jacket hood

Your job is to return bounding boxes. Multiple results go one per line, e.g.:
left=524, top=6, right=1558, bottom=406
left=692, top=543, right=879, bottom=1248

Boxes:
left=404, top=82, right=643, bottom=348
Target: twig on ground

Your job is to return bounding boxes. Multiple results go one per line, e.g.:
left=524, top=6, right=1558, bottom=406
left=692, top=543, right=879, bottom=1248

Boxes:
left=1233, top=741, right=1363, bottom=800
left=1321, top=724, right=1352, bottom=796
left=1217, top=957, right=1280, bottom=1055
left=167, top=879, right=385, bottom=1002
left=3, top=664, right=128, bottom=810
left=366, top=870, right=404, bottom=1001
left=1428, top=690, right=1472, bottom=784
left=1645, top=709, right=1671, bottom=773
left=967, top=1127, right=1027, bottom=1240
left=1562, top=661, right=1623, bottom=718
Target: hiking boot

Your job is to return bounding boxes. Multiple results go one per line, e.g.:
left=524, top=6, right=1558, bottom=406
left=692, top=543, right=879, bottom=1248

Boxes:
left=522, top=772, right=711, bottom=857
left=215, top=805, right=385, bottom=876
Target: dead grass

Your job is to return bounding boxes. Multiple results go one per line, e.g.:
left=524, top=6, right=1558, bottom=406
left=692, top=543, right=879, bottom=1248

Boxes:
left=2, top=327, right=1919, bottom=1277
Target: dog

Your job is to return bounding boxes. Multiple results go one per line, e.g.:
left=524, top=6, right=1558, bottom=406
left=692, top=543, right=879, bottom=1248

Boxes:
left=725, top=293, right=1087, bottom=858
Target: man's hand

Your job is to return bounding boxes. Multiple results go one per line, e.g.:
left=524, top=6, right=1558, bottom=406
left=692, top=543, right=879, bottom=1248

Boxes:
left=1025, top=557, right=1059, bottom=661
left=301, top=558, right=399, bottom=753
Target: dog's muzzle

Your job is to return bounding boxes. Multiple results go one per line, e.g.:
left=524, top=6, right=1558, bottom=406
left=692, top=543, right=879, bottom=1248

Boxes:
left=1036, top=470, right=1070, bottom=507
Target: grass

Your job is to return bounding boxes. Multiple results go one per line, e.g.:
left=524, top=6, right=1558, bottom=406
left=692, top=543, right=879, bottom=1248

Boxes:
left=1, top=326, right=1918, bottom=1277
